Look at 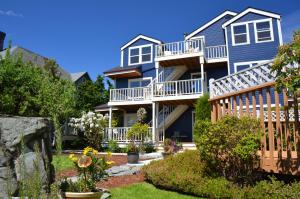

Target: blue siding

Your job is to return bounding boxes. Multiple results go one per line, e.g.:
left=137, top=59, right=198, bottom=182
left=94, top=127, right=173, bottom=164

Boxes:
left=227, top=13, right=281, bottom=74
left=116, top=38, right=157, bottom=88
left=193, top=14, right=234, bottom=47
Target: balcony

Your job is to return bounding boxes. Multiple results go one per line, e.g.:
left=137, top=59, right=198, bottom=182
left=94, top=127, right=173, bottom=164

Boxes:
left=108, top=78, right=204, bottom=105
left=155, top=38, right=204, bottom=67
left=155, top=38, right=228, bottom=66
left=104, top=127, right=153, bottom=143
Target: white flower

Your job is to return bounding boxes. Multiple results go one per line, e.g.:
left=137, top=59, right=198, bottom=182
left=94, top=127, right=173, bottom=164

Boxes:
left=95, top=124, right=99, bottom=128
left=90, top=123, right=94, bottom=128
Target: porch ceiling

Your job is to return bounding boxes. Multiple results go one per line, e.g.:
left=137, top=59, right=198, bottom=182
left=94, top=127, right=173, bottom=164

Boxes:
left=158, top=98, right=197, bottom=106
left=158, top=56, right=200, bottom=68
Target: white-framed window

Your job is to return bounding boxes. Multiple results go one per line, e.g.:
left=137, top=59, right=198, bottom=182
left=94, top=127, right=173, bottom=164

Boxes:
left=125, top=113, right=137, bottom=127
left=128, top=77, right=152, bottom=88
left=234, top=60, right=270, bottom=73
left=128, top=44, right=152, bottom=65
left=254, top=19, right=274, bottom=43
left=231, top=23, right=250, bottom=46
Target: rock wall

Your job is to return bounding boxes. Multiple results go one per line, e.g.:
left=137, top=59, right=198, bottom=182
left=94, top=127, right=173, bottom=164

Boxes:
left=0, top=116, right=55, bottom=198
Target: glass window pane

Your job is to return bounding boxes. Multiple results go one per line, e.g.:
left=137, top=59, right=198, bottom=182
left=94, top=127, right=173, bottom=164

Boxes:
left=235, top=34, right=247, bottom=44
left=130, top=56, right=139, bottom=64
left=129, top=80, right=140, bottom=88
left=130, top=48, right=139, bottom=56
left=142, top=54, right=151, bottom=62
left=237, top=64, right=250, bottom=72
left=257, top=31, right=271, bottom=41
left=256, top=21, right=270, bottom=30
left=142, top=46, right=151, bottom=54
left=141, top=79, right=151, bottom=86
left=234, top=25, right=246, bottom=34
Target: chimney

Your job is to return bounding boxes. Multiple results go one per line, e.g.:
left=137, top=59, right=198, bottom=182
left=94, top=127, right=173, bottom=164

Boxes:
left=0, top=31, right=6, bottom=51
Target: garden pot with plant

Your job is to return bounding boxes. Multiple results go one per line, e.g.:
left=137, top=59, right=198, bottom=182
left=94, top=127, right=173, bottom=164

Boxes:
left=60, top=147, right=114, bottom=199
left=126, top=108, right=150, bottom=164
left=162, top=138, right=174, bottom=159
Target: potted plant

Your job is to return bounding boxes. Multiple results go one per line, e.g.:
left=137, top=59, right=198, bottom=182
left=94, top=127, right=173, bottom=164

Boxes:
left=60, top=146, right=114, bottom=199
left=126, top=108, right=150, bottom=163
left=162, top=138, right=174, bottom=159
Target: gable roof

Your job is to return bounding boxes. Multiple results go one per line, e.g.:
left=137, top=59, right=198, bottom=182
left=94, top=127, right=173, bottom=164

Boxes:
left=185, top=10, right=237, bottom=40
left=120, top=34, right=162, bottom=51
left=222, top=7, right=281, bottom=28
left=70, top=71, right=91, bottom=83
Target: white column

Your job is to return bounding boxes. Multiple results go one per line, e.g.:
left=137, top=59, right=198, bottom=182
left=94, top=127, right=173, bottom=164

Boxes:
left=108, top=107, right=112, bottom=140
left=200, top=63, right=204, bottom=93
left=155, top=62, right=159, bottom=82
left=152, top=102, right=156, bottom=143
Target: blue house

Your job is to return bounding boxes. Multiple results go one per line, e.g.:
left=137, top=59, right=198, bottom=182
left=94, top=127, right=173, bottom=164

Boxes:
left=99, top=7, right=283, bottom=147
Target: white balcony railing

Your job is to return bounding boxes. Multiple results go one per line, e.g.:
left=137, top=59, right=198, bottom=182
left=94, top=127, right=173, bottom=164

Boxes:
left=110, top=86, right=152, bottom=102
left=104, top=127, right=152, bottom=143
left=155, top=38, right=204, bottom=58
left=205, top=45, right=227, bottom=60
left=153, top=78, right=203, bottom=97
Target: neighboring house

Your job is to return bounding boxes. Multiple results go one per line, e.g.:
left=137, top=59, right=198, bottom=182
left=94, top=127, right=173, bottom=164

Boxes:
left=0, top=31, right=91, bottom=86
left=101, top=7, right=282, bottom=147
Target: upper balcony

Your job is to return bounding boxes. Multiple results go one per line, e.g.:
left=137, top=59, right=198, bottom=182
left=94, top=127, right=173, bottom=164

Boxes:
left=154, top=38, right=227, bottom=67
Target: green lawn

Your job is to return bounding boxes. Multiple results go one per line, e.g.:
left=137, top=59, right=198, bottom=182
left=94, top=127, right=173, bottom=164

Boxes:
left=110, top=183, right=200, bottom=199
left=52, top=154, right=75, bottom=172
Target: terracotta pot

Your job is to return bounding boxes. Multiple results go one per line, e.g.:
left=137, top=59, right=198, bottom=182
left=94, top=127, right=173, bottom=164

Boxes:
left=127, top=152, right=139, bottom=164
left=64, top=191, right=103, bottom=199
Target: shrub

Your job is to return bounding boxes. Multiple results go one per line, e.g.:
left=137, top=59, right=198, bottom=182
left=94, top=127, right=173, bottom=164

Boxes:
left=194, top=93, right=211, bottom=121
left=194, top=116, right=261, bottom=184
left=108, top=140, right=120, bottom=153
left=143, top=142, right=156, bottom=153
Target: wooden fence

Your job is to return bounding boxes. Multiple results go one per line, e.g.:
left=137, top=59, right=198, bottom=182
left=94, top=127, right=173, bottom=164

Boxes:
left=209, top=81, right=300, bottom=175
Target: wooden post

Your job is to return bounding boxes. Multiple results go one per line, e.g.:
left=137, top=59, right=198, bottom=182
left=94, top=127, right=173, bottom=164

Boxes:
left=252, top=92, right=257, bottom=118
left=233, top=95, right=237, bottom=116
left=275, top=90, right=282, bottom=158
left=239, top=95, right=243, bottom=117
left=211, top=101, right=217, bottom=123
left=245, top=93, right=250, bottom=116
left=283, top=89, right=292, bottom=159
left=266, top=87, right=275, bottom=166
left=259, top=89, right=265, bottom=167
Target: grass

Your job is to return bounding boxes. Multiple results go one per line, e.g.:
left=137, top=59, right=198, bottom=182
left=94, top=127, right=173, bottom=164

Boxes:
left=52, top=154, right=75, bottom=172
left=110, top=183, right=200, bottom=199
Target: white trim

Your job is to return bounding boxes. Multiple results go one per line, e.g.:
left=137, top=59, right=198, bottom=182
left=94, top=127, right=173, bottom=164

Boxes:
left=222, top=8, right=281, bottom=28
left=233, top=60, right=270, bottom=73
left=154, top=51, right=204, bottom=62
left=224, top=27, right=231, bottom=75
left=231, top=22, right=250, bottom=46
left=185, top=11, right=237, bottom=40
left=277, top=19, right=283, bottom=45
left=108, top=100, right=152, bottom=106
left=104, top=70, right=138, bottom=77
left=152, top=94, right=203, bottom=102
left=128, top=77, right=152, bottom=88
left=120, top=50, right=124, bottom=67
left=128, top=44, right=153, bottom=66
left=121, top=35, right=162, bottom=51
left=253, top=18, right=274, bottom=43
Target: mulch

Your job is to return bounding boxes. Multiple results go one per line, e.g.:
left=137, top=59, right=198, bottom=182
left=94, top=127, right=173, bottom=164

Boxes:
left=56, top=154, right=148, bottom=188
left=96, top=173, right=145, bottom=189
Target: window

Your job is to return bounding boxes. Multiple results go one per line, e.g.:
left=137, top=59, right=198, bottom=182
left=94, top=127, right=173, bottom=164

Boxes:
left=232, top=23, right=249, bottom=46
left=128, top=77, right=152, bottom=88
left=129, top=44, right=152, bottom=65
left=234, top=60, right=269, bottom=73
left=255, top=19, right=273, bottom=43
left=125, top=113, right=137, bottom=127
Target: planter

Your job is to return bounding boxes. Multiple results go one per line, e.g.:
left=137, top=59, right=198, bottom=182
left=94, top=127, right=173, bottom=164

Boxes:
left=127, top=152, right=139, bottom=164
left=162, top=152, right=173, bottom=159
left=64, top=191, right=103, bottom=199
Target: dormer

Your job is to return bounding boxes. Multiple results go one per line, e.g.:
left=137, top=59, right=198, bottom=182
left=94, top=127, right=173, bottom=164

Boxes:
left=120, top=34, right=162, bottom=67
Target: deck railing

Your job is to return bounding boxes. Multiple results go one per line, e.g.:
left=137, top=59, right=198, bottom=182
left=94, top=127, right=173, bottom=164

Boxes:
left=110, top=86, right=152, bottom=102
left=155, top=38, right=204, bottom=58
left=104, top=127, right=153, bottom=143
left=153, top=78, right=203, bottom=97
left=205, top=45, right=227, bottom=60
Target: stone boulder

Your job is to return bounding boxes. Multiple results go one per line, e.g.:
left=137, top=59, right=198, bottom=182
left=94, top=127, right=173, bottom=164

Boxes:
left=0, top=115, right=55, bottom=198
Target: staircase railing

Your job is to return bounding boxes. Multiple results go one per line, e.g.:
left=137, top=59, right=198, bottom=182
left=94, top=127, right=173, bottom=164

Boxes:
left=209, top=60, right=275, bottom=98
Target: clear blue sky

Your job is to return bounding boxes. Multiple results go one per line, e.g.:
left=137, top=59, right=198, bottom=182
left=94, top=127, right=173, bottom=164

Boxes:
left=0, top=0, right=299, bottom=81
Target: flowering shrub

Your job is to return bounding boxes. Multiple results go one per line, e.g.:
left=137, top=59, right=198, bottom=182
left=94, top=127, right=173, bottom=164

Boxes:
left=69, top=111, right=108, bottom=150
left=61, top=146, right=114, bottom=192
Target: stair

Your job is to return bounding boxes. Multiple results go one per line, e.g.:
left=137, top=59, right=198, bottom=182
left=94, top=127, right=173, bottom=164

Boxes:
left=158, top=105, right=189, bottom=130
left=162, top=65, right=188, bottom=82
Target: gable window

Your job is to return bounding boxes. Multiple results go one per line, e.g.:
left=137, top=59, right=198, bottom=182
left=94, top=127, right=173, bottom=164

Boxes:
left=128, top=77, right=152, bottom=88
left=254, top=19, right=273, bottom=43
left=232, top=23, right=249, bottom=46
left=129, top=44, right=152, bottom=65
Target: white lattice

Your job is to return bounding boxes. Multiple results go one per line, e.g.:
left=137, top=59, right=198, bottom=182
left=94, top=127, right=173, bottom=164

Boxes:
left=263, top=110, right=300, bottom=122
left=209, top=60, right=276, bottom=98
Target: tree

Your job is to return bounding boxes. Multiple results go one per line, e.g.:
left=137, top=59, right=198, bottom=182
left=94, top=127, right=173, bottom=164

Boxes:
left=194, top=93, right=211, bottom=121
left=75, top=75, right=113, bottom=113
left=272, top=29, right=300, bottom=95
